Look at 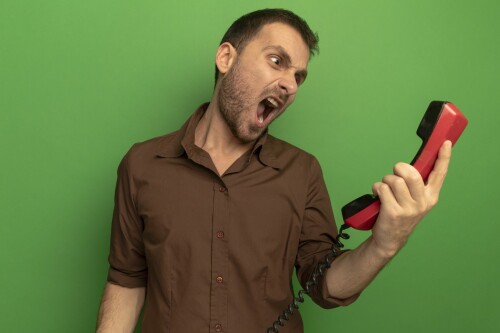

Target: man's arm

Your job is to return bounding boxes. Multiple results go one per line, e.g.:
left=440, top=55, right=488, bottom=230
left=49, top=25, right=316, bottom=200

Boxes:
left=326, top=140, right=452, bottom=299
left=96, top=282, right=146, bottom=333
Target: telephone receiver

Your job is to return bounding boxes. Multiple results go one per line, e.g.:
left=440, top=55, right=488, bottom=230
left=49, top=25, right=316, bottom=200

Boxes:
left=341, top=101, right=468, bottom=230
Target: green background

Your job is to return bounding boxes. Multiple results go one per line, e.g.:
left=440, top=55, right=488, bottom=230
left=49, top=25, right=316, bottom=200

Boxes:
left=1, top=0, right=498, bottom=332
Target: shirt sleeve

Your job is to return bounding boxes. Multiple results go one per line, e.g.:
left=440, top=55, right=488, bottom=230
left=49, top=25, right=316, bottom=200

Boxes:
left=106, top=146, right=148, bottom=287
left=295, top=156, right=360, bottom=308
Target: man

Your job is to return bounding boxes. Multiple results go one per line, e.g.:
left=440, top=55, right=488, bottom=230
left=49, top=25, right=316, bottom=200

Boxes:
left=96, top=8, right=452, bottom=333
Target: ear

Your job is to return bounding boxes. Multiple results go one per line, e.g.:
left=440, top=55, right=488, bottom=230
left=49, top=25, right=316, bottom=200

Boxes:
left=215, top=42, right=237, bottom=76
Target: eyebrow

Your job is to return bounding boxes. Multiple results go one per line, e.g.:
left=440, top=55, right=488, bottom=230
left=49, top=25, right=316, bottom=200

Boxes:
left=263, top=45, right=308, bottom=83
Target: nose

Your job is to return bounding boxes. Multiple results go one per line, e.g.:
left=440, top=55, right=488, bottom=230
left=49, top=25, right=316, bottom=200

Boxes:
left=278, top=72, right=298, bottom=96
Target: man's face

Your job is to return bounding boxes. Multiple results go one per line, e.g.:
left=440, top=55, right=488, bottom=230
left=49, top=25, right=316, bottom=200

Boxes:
left=218, top=22, right=310, bottom=143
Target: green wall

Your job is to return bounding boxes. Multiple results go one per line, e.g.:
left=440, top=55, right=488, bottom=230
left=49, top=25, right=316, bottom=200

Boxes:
left=1, top=1, right=498, bottom=332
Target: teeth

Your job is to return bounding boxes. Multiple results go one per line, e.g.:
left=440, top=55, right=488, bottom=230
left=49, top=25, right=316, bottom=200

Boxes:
left=258, top=114, right=264, bottom=123
left=266, top=97, right=279, bottom=108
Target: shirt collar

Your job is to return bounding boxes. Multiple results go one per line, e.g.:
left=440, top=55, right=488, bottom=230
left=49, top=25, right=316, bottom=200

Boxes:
left=252, top=133, right=283, bottom=169
left=155, top=103, right=283, bottom=169
left=155, top=104, right=207, bottom=158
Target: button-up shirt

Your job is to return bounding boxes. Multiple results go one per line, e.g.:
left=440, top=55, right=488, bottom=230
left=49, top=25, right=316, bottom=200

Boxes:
left=107, top=104, right=358, bottom=333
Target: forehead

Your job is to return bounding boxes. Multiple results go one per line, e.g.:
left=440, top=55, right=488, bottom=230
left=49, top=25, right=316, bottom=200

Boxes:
left=243, top=22, right=310, bottom=66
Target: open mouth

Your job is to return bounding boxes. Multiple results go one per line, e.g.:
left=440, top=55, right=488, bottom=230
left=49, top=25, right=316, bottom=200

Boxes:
left=257, top=97, right=281, bottom=126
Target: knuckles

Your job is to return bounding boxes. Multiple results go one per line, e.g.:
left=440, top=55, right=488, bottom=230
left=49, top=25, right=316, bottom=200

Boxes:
left=393, top=162, right=412, bottom=176
left=382, top=175, right=406, bottom=188
left=393, top=177, right=406, bottom=188
left=394, top=162, right=422, bottom=183
left=407, top=171, right=422, bottom=184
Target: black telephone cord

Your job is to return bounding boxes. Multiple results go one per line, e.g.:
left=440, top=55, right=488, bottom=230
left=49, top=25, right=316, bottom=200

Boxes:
left=266, top=224, right=351, bottom=333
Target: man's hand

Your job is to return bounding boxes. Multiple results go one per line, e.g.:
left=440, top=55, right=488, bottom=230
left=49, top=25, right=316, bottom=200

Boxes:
left=370, top=140, right=453, bottom=258
left=326, top=141, right=453, bottom=300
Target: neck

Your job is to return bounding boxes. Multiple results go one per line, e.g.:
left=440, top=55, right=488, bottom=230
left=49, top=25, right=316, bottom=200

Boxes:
left=194, top=99, right=255, bottom=175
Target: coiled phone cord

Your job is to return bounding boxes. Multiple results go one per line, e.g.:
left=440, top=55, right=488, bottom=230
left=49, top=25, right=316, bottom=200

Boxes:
left=266, top=224, right=351, bottom=333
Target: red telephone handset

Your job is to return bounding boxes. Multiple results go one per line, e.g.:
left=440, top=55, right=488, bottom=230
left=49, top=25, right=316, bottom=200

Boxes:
left=341, top=101, right=468, bottom=230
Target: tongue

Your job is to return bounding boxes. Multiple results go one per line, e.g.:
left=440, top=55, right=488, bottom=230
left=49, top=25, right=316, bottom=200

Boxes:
left=257, top=102, right=266, bottom=123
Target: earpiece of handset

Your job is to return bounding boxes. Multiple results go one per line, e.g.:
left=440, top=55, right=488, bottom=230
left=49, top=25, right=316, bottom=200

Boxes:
left=341, top=101, right=468, bottom=230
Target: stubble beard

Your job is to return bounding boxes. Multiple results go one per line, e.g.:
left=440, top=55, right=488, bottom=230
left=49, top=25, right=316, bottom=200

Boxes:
left=218, top=61, right=263, bottom=144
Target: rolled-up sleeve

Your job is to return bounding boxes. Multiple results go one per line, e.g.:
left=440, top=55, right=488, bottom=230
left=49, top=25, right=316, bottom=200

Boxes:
left=107, top=146, right=147, bottom=287
left=295, top=156, right=360, bottom=308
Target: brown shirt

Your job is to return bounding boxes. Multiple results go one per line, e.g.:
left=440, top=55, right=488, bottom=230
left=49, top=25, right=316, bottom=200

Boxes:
left=107, top=104, right=358, bottom=333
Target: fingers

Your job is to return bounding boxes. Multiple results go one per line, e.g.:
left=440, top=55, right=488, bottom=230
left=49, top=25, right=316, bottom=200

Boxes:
left=427, top=140, right=452, bottom=192
left=393, top=162, right=426, bottom=204
left=373, top=163, right=424, bottom=207
left=373, top=140, right=452, bottom=215
left=373, top=181, right=398, bottom=208
left=383, top=174, right=413, bottom=205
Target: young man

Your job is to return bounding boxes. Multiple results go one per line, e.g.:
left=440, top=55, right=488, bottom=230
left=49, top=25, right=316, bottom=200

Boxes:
left=97, top=9, right=452, bottom=333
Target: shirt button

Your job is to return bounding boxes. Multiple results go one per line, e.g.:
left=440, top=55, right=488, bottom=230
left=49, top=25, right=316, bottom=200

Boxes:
left=215, top=323, right=222, bottom=332
left=216, top=231, right=224, bottom=239
left=219, top=186, right=226, bottom=192
left=216, top=276, right=223, bottom=283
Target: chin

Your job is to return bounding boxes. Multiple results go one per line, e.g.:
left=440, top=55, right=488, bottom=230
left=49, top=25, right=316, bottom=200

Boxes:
left=235, top=128, right=264, bottom=144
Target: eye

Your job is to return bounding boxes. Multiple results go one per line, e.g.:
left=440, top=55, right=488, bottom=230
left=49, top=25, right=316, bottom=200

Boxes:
left=295, top=74, right=304, bottom=86
left=295, top=75, right=301, bottom=85
left=269, top=55, right=281, bottom=66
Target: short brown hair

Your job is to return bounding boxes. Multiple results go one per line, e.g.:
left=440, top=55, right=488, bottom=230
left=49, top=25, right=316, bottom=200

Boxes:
left=215, top=8, right=319, bottom=82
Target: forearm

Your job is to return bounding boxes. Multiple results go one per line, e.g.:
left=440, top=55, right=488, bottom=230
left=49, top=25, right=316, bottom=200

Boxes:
left=96, top=282, right=146, bottom=333
left=325, top=235, right=394, bottom=299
